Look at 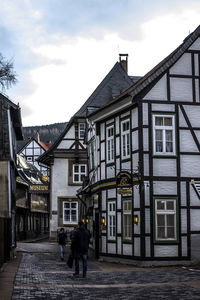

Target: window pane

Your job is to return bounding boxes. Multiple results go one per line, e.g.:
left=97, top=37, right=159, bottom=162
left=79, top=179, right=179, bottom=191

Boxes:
left=156, top=130, right=163, bottom=152
left=64, top=202, right=70, bottom=208
left=167, top=227, right=175, bottom=238
left=157, top=214, right=165, bottom=226
left=64, top=210, right=70, bottom=221
left=167, top=214, right=175, bottom=226
left=74, top=175, right=79, bottom=182
left=164, top=118, right=172, bottom=126
left=157, top=201, right=165, bottom=210
left=80, top=175, right=85, bottom=181
left=166, top=142, right=173, bottom=152
left=71, top=203, right=77, bottom=208
left=155, top=117, right=163, bottom=126
left=156, top=130, right=162, bottom=140
left=157, top=227, right=165, bottom=238
left=71, top=211, right=77, bottom=222
left=167, top=201, right=174, bottom=210
left=74, top=165, right=79, bottom=172
left=81, top=165, right=85, bottom=173
left=127, top=133, right=130, bottom=155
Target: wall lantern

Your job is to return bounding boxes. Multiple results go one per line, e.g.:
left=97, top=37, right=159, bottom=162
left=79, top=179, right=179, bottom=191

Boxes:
left=101, top=217, right=105, bottom=224
left=133, top=215, right=139, bottom=225
left=82, top=218, right=89, bottom=224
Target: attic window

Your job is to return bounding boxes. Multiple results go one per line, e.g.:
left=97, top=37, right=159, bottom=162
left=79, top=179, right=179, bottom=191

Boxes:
left=79, top=123, right=85, bottom=139
left=27, top=156, right=32, bottom=162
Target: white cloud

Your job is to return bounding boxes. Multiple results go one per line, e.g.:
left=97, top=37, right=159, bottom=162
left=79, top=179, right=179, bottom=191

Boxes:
left=2, top=1, right=200, bottom=127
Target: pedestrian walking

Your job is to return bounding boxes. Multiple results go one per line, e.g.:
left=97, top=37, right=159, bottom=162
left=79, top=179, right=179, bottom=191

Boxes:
left=58, top=228, right=66, bottom=261
left=71, top=221, right=91, bottom=278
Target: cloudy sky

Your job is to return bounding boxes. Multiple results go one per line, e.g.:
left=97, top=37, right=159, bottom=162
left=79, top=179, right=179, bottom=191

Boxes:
left=1, top=0, right=200, bottom=126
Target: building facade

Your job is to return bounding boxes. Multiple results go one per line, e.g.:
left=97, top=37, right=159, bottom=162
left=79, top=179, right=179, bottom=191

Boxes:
left=83, top=25, right=200, bottom=265
left=0, top=94, right=23, bottom=266
left=16, top=154, right=49, bottom=240
left=18, top=132, right=51, bottom=176
left=38, top=55, right=138, bottom=240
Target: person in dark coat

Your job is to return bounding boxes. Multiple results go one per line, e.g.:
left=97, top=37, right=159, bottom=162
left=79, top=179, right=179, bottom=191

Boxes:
left=58, top=228, right=66, bottom=261
left=71, top=221, right=91, bottom=278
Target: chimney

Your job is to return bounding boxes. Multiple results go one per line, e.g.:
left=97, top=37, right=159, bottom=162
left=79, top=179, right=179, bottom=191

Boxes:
left=119, top=54, right=128, bottom=73
left=35, top=131, right=40, bottom=143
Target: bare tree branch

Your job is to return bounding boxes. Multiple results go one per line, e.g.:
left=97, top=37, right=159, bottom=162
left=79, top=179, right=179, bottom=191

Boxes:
left=0, top=54, right=17, bottom=90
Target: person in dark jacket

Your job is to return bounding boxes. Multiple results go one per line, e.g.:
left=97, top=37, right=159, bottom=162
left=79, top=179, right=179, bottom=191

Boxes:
left=58, top=228, right=66, bottom=261
left=71, top=221, right=90, bottom=278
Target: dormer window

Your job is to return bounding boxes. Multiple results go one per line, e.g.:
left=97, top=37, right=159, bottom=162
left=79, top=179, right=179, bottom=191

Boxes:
left=79, top=123, right=85, bottom=139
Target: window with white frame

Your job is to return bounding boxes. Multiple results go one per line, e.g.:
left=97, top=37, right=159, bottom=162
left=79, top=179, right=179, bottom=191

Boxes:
left=123, top=199, right=132, bottom=240
left=63, top=201, right=78, bottom=224
left=73, top=164, right=87, bottom=183
left=106, top=125, right=114, bottom=163
left=79, top=123, right=85, bottom=139
left=152, top=114, right=176, bottom=156
left=108, top=201, right=116, bottom=240
left=154, top=198, right=177, bottom=241
left=121, top=119, right=130, bottom=159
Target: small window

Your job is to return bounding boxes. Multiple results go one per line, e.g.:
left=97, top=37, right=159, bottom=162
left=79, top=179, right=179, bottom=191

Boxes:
left=106, top=125, right=114, bottom=163
left=121, top=119, right=130, bottom=159
left=73, top=164, right=87, bottom=183
left=27, top=156, right=32, bottom=162
left=79, top=123, right=85, bottom=139
left=154, top=198, right=178, bottom=241
left=63, top=201, right=78, bottom=224
left=152, top=114, right=176, bottom=156
left=108, top=201, right=116, bottom=240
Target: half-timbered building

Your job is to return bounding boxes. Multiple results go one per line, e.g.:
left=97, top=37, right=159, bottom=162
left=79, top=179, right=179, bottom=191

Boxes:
left=16, top=154, right=49, bottom=240
left=83, top=25, right=200, bottom=264
left=18, top=132, right=51, bottom=177
left=0, top=94, right=23, bottom=266
left=38, top=55, right=138, bottom=240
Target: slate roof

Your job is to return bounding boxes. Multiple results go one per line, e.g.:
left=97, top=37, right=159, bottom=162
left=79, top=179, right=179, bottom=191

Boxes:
left=39, top=61, right=139, bottom=164
left=90, top=25, right=200, bottom=115
left=73, top=62, right=138, bottom=118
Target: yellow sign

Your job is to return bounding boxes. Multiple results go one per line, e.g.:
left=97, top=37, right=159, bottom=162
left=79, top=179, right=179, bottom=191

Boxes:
left=30, top=185, right=48, bottom=191
left=118, top=188, right=132, bottom=195
left=42, top=175, right=48, bottom=182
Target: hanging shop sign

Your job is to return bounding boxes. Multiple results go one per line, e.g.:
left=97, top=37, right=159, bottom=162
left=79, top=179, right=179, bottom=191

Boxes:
left=118, top=188, right=132, bottom=195
left=116, top=171, right=132, bottom=187
left=29, top=185, right=49, bottom=192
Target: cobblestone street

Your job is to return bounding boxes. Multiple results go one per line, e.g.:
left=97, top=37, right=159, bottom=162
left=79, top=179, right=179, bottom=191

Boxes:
left=12, top=242, right=200, bottom=299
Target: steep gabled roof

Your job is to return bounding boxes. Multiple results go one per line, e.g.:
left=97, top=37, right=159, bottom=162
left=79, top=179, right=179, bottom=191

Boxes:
left=89, top=25, right=200, bottom=117
left=39, top=61, right=138, bottom=164
left=73, top=61, right=135, bottom=118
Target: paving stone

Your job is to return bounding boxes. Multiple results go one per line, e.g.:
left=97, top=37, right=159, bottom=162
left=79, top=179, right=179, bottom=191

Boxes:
left=12, top=243, right=200, bottom=299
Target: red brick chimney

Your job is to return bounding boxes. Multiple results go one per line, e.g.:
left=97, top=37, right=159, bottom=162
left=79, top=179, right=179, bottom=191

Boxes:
left=119, top=54, right=128, bottom=73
